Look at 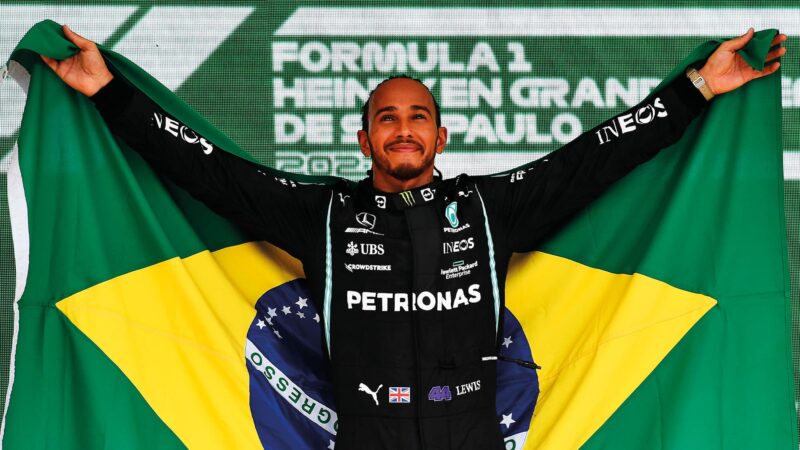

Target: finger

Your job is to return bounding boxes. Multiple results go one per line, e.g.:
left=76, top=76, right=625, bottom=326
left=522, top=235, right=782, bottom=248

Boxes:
left=765, top=46, right=786, bottom=62
left=753, top=61, right=781, bottom=79
left=62, top=24, right=95, bottom=50
left=770, top=33, right=788, bottom=47
left=39, top=54, right=58, bottom=72
left=722, top=27, right=754, bottom=51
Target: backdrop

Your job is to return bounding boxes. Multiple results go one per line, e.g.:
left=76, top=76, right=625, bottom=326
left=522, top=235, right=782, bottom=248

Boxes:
left=0, top=0, right=797, bottom=435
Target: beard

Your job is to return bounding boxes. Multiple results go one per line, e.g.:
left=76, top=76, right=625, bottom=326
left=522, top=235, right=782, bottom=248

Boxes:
left=368, top=137, right=437, bottom=181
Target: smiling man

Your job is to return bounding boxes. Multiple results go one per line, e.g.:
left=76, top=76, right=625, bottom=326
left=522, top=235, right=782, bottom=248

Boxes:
left=358, top=77, right=447, bottom=192
left=44, top=24, right=785, bottom=450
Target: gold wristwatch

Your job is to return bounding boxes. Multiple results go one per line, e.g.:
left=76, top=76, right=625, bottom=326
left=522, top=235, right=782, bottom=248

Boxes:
left=686, top=67, right=715, bottom=101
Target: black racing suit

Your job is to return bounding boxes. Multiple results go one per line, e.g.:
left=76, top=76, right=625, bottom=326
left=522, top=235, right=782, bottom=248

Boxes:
left=91, top=74, right=706, bottom=450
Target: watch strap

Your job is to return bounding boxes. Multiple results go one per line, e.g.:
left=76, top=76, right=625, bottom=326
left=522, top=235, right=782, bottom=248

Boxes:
left=685, top=67, right=715, bottom=101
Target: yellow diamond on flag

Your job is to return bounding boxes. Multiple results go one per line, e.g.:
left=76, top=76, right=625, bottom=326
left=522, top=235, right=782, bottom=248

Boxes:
left=505, top=252, right=716, bottom=450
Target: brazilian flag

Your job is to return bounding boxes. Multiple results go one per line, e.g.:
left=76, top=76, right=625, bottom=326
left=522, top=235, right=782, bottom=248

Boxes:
left=2, top=21, right=795, bottom=449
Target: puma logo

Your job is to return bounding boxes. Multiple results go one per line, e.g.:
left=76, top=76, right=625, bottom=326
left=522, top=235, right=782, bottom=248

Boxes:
left=358, top=383, right=383, bottom=406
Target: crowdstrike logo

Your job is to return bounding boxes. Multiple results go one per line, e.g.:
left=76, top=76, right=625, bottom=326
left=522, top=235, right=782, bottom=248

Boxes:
left=344, top=263, right=392, bottom=272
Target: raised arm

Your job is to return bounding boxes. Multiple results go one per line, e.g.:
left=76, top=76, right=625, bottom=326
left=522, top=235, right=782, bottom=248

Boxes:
left=42, top=25, right=335, bottom=260
left=476, top=29, right=786, bottom=253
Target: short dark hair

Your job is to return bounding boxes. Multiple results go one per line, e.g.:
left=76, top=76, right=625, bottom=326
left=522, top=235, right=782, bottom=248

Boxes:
left=360, top=75, right=442, bottom=132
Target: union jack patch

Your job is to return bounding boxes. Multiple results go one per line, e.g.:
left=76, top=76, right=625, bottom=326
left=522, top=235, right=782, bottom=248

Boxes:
left=388, top=386, right=411, bottom=404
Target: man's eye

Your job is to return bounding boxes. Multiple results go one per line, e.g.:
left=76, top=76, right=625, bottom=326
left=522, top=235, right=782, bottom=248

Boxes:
left=414, top=114, right=427, bottom=119
left=380, top=115, right=395, bottom=122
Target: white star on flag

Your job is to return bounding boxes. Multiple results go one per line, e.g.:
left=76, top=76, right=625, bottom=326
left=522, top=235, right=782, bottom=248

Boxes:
left=328, top=439, right=335, bottom=449
left=313, top=314, right=320, bottom=323
left=296, top=297, right=308, bottom=309
left=266, top=317, right=273, bottom=326
left=500, top=413, right=515, bottom=429
left=297, top=311, right=305, bottom=319
left=256, top=319, right=266, bottom=330
left=267, top=307, right=277, bottom=318
left=502, top=336, right=513, bottom=348
left=282, top=305, right=292, bottom=315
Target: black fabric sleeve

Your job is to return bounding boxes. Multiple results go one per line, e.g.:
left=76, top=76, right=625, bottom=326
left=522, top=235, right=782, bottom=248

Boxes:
left=91, top=76, right=333, bottom=260
left=475, top=75, right=708, bottom=253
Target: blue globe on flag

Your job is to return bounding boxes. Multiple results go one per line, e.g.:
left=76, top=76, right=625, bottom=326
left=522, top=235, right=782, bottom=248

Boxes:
left=245, top=280, right=539, bottom=449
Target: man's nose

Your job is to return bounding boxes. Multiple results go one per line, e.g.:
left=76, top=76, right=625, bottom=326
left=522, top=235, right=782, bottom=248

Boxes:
left=397, top=118, right=412, bottom=137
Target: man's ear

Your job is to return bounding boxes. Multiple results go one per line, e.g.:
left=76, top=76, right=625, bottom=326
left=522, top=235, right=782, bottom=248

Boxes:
left=435, top=127, right=448, bottom=154
left=357, top=130, right=371, bottom=157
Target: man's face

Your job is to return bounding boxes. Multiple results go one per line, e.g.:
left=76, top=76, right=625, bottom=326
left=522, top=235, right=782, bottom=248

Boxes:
left=358, top=78, right=447, bottom=185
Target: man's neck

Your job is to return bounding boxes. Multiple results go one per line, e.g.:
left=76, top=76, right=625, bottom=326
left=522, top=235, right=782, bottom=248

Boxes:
left=371, top=169, right=435, bottom=193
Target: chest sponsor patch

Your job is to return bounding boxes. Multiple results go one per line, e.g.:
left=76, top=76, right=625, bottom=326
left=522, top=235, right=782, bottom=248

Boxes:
left=346, top=284, right=481, bottom=312
left=345, top=242, right=384, bottom=256
left=441, top=260, right=478, bottom=279
left=344, top=263, right=391, bottom=272
left=443, top=237, right=475, bottom=254
left=443, top=223, right=471, bottom=233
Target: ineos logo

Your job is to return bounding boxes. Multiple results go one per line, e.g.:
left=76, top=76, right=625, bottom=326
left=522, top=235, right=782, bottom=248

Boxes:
left=356, top=212, right=376, bottom=229
left=443, top=237, right=475, bottom=254
left=595, top=97, right=668, bottom=145
left=153, top=113, right=214, bottom=154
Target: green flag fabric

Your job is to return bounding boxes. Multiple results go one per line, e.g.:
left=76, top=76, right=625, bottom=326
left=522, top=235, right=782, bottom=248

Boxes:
left=1, top=21, right=795, bottom=449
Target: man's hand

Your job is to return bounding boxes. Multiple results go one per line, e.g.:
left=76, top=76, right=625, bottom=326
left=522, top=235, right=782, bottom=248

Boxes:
left=699, top=28, right=787, bottom=96
left=40, top=25, right=113, bottom=97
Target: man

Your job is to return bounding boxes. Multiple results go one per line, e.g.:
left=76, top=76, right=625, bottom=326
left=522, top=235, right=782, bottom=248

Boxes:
left=43, top=25, right=785, bottom=449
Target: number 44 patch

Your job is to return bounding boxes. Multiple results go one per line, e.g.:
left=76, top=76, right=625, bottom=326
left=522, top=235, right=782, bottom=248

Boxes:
left=427, top=386, right=452, bottom=402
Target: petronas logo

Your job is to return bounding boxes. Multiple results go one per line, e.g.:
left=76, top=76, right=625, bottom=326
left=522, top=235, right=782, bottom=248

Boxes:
left=399, top=191, right=415, bottom=206
left=445, top=202, right=459, bottom=228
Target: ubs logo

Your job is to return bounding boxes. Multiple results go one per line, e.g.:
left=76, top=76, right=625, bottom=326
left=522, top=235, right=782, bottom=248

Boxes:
left=346, top=241, right=384, bottom=256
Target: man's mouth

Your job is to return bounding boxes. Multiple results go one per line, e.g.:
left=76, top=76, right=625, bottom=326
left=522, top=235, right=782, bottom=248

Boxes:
left=387, top=142, right=422, bottom=153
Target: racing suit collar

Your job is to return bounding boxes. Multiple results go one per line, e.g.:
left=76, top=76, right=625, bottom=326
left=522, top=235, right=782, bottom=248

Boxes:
left=361, top=170, right=442, bottom=211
